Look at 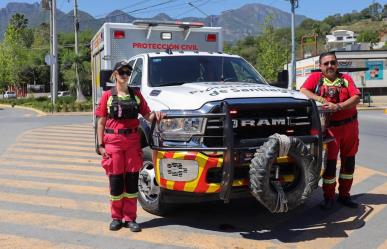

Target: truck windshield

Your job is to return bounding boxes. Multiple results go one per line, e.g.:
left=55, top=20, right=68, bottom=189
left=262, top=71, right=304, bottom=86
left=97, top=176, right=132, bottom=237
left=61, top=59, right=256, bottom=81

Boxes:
left=148, top=56, right=267, bottom=87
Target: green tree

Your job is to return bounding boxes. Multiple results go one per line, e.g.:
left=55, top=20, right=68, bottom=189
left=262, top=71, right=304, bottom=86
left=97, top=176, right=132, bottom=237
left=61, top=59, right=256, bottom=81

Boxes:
left=0, top=44, right=8, bottom=93
left=58, top=30, right=93, bottom=97
left=9, top=13, right=34, bottom=48
left=369, top=2, right=383, bottom=20
left=9, top=13, right=28, bottom=30
left=255, top=18, right=289, bottom=82
left=382, top=4, right=387, bottom=18
left=2, top=18, right=29, bottom=87
left=357, top=30, right=380, bottom=43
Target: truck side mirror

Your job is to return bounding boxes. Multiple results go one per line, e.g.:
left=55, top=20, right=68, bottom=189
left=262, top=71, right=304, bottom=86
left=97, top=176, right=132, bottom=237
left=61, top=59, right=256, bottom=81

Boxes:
left=100, top=70, right=114, bottom=90
left=271, top=70, right=288, bottom=89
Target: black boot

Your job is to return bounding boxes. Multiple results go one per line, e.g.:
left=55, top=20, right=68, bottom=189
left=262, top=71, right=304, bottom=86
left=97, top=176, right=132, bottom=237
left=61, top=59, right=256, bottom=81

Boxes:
left=337, top=196, right=359, bottom=208
left=320, top=198, right=335, bottom=210
left=109, top=220, right=123, bottom=231
left=124, top=220, right=141, bottom=232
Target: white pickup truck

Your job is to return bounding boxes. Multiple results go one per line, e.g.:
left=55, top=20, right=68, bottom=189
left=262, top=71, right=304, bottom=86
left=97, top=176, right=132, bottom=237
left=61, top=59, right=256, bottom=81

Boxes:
left=92, top=21, right=328, bottom=215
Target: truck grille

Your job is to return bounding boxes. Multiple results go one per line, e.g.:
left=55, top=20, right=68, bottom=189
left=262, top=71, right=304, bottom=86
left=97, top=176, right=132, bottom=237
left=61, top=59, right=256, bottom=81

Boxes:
left=203, top=99, right=312, bottom=147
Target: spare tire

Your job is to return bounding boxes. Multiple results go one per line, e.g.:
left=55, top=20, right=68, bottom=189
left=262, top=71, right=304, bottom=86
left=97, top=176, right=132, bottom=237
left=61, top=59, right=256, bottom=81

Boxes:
left=249, top=135, right=320, bottom=213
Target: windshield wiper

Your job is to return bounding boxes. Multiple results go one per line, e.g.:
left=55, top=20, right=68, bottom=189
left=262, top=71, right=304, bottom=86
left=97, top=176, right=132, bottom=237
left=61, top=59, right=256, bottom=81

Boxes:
left=158, top=82, right=191, bottom=87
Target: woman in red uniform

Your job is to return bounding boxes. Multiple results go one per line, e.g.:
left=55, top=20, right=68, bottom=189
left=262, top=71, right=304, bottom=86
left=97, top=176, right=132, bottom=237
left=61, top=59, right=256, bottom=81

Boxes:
left=95, top=61, right=163, bottom=232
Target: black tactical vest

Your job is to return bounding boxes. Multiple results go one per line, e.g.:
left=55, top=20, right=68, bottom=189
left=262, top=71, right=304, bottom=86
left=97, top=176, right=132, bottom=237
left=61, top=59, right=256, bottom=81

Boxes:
left=108, top=87, right=139, bottom=120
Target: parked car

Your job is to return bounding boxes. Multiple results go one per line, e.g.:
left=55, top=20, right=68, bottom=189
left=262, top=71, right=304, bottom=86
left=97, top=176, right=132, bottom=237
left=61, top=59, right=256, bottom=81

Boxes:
left=48, top=91, right=71, bottom=99
left=4, top=91, right=17, bottom=99
left=58, top=91, right=70, bottom=97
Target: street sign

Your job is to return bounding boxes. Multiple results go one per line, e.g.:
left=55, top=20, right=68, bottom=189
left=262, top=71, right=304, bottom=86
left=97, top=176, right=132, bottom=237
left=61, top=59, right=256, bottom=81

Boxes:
left=45, top=54, right=56, bottom=65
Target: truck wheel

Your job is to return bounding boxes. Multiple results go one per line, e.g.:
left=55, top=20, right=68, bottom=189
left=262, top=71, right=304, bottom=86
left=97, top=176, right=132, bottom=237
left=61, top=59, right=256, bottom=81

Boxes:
left=249, top=135, right=319, bottom=212
left=138, top=161, right=170, bottom=216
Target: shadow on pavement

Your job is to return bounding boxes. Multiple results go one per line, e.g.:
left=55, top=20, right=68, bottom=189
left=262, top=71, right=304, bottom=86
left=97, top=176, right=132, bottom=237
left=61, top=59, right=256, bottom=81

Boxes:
left=140, top=192, right=386, bottom=243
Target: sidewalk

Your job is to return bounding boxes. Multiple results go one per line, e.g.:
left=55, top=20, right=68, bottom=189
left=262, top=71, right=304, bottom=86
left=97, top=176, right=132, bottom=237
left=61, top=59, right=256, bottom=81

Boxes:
left=357, top=95, right=387, bottom=111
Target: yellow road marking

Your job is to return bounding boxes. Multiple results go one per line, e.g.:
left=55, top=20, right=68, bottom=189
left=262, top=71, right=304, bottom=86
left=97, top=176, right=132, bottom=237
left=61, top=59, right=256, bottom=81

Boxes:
left=0, top=159, right=101, bottom=173
left=27, top=129, right=93, bottom=135
left=25, top=131, right=94, bottom=139
left=0, top=192, right=107, bottom=213
left=352, top=165, right=378, bottom=185
left=0, top=234, right=92, bottom=249
left=16, top=138, right=93, bottom=147
left=4, top=154, right=99, bottom=164
left=9, top=147, right=97, bottom=158
left=0, top=178, right=106, bottom=195
left=377, top=240, right=387, bottom=249
left=0, top=209, right=286, bottom=249
left=11, top=143, right=94, bottom=152
left=63, top=124, right=92, bottom=129
left=355, top=164, right=387, bottom=177
left=0, top=167, right=105, bottom=183
left=41, top=127, right=92, bottom=132
left=20, top=134, right=94, bottom=141
left=294, top=182, right=387, bottom=249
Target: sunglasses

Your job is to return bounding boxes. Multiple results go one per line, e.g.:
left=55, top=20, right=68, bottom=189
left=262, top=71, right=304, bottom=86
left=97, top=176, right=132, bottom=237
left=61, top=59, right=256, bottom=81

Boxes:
left=322, top=60, right=337, bottom=66
left=118, top=69, right=131, bottom=77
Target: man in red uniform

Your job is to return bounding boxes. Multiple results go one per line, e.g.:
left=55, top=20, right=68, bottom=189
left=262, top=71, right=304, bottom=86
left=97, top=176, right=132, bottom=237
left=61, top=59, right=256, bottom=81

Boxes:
left=96, top=61, right=163, bottom=231
left=300, top=51, right=361, bottom=210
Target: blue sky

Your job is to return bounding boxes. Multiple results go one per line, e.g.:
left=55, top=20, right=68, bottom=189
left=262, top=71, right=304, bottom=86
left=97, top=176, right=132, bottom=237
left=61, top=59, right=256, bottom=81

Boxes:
left=0, top=0, right=385, bottom=20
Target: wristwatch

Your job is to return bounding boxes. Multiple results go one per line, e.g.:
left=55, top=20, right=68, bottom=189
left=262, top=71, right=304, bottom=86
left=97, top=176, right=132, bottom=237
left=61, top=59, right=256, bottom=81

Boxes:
left=98, top=144, right=105, bottom=148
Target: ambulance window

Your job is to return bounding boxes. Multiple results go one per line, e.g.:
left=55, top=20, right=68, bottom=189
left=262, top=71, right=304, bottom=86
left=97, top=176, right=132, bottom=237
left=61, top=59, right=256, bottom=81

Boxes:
left=129, top=58, right=143, bottom=87
left=128, top=60, right=135, bottom=68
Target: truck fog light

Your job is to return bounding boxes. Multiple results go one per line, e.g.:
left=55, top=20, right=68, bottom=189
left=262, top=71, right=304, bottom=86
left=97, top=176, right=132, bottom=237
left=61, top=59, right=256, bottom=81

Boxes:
left=160, top=159, right=198, bottom=181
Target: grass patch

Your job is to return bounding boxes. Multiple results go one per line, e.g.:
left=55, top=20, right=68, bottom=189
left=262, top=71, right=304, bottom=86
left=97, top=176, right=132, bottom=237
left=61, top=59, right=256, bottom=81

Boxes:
left=0, top=97, right=92, bottom=113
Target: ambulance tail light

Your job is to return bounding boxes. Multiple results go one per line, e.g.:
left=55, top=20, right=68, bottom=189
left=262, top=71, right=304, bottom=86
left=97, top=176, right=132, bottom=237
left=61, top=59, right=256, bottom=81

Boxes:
left=113, top=30, right=125, bottom=39
left=206, top=34, right=217, bottom=42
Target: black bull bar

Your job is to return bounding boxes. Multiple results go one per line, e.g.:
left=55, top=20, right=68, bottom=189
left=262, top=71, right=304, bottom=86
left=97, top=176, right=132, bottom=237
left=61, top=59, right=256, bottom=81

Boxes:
left=148, top=100, right=323, bottom=203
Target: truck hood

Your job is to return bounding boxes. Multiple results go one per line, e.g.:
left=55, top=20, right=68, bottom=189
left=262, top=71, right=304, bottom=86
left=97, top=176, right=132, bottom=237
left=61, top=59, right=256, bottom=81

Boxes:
left=149, top=82, right=308, bottom=110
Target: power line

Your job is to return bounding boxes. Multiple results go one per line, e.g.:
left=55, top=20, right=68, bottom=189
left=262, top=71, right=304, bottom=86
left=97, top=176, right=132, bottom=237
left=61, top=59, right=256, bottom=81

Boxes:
left=78, top=0, right=182, bottom=25
left=92, top=0, right=155, bottom=19
left=128, top=0, right=203, bottom=16
left=175, top=0, right=211, bottom=18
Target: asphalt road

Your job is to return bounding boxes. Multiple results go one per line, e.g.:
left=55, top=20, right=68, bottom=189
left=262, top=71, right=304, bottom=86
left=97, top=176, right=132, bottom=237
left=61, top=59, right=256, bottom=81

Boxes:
left=0, top=106, right=91, bottom=156
left=0, top=106, right=386, bottom=249
left=357, top=110, right=387, bottom=173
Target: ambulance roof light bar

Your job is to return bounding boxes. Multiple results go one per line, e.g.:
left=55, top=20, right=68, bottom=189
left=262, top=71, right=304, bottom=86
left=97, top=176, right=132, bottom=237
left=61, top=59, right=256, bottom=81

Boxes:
left=133, top=20, right=205, bottom=29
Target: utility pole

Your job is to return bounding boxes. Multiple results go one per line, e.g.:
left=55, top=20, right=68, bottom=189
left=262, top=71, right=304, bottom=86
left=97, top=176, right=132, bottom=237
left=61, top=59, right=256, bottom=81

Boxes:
left=73, top=0, right=86, bottom=102
left=41, top=0, right=57, bottom=107
left=52, top=0, right=58, bottom=103
left=188, top=2, right=213, bottom=27
left=286, top=0, right=299, bottom=90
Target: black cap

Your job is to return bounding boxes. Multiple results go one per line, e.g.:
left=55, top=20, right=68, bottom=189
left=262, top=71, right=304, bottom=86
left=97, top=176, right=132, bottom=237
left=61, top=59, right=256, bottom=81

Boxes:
left=113, top=60, right=132, bottom=71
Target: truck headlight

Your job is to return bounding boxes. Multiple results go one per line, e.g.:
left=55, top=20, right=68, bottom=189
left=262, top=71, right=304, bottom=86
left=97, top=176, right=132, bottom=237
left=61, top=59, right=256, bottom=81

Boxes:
left=158, top=117, right=206, bottom=141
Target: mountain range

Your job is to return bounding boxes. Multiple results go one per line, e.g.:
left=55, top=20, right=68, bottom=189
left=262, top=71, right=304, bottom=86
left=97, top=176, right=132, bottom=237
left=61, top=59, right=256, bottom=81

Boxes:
left=0, top=2, right=307, bottom=42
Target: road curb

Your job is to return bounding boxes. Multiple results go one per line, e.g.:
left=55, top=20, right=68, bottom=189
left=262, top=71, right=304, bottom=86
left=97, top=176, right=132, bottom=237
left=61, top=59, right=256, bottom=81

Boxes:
left=0, top=104, right=91, bottom=116
left=357, top=107, right=387, bottom=111
left=0, top=104, right=47, bottom=116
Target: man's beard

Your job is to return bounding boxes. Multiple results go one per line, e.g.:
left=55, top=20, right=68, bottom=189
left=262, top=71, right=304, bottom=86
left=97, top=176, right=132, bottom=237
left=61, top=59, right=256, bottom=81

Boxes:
left=325, top=69, right=337, bottom=78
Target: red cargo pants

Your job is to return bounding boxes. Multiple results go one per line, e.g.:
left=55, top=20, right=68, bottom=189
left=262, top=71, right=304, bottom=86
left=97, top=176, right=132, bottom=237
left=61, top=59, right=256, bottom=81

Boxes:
left=101, top=131, right=142, bottom=222
left=322, top=120, right=359, bottom=200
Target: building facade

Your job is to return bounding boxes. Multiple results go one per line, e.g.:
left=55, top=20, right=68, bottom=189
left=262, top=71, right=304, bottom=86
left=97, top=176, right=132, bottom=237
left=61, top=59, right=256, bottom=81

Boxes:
left=287, top=50, right=387, bottom=96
